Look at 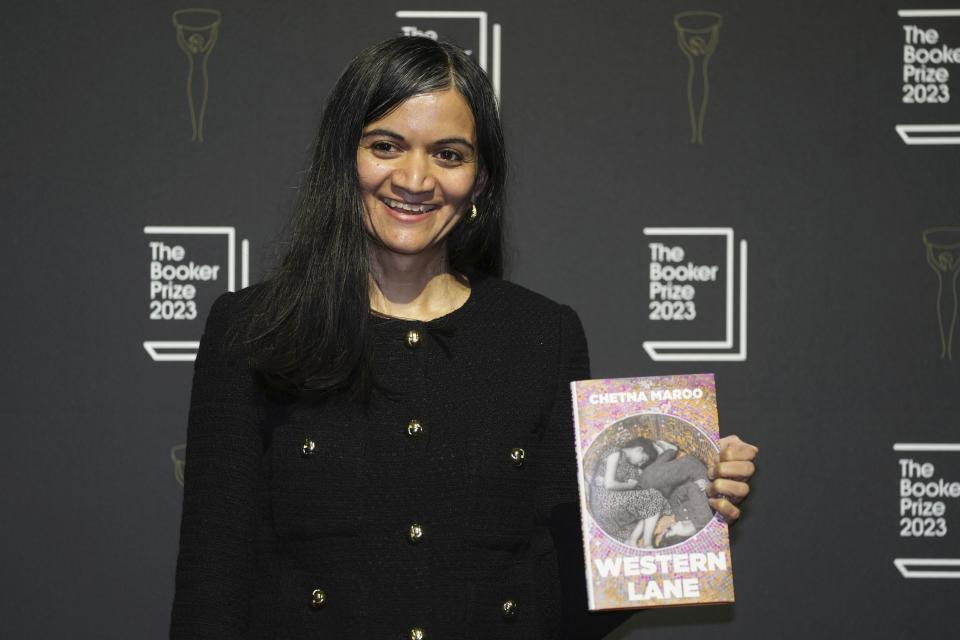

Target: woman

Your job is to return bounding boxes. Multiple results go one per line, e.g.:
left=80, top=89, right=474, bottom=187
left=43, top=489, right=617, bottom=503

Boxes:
left=170, top=36, right=757, bottom=639
left=589, top=437, right=665, bottom=548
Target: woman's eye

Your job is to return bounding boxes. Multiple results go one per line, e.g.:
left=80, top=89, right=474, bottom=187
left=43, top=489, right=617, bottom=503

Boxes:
left=370, top=141, right=399, bottom=154
left=436, top=149, right=464, bottom=163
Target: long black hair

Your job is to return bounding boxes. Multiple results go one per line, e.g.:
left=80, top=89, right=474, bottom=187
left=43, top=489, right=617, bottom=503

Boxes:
left=242, top=36, right=506, bottom=399
left=621, top=437, right=659, bottom=469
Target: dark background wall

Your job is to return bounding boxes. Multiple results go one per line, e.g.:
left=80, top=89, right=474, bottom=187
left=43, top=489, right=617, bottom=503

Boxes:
left=2, top=0, right=959, bottom=637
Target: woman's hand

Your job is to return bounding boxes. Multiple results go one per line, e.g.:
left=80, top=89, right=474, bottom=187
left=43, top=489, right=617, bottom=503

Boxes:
left=707, top=435, right=758, bottom=523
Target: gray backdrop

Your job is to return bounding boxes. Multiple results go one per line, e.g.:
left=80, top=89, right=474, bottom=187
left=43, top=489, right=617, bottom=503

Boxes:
left=3, top=0, right=959, bottom=637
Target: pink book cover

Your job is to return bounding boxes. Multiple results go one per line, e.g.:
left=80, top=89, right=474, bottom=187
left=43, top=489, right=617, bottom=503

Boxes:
left=570, top=373, right=734, bottom=610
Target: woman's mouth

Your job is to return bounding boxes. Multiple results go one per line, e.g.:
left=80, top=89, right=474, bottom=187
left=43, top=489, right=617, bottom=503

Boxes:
left=381, top=196, right=439, bottom=215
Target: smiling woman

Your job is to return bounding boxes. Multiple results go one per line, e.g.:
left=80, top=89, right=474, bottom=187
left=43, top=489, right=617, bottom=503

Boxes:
left=357, top=88, right=487, bottom=320
left=358, top=91, right=480, bottom=240
left=168, top=34, right=757, bottom=640
left=229, top=36, right=505, bottom=396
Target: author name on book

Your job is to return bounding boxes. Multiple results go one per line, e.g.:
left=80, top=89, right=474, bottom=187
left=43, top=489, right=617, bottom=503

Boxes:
left=589, top=388, right=705, bottom=405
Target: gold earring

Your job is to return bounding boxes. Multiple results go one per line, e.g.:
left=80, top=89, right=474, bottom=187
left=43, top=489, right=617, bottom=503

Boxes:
left=467, top=203, right=478, bottom=223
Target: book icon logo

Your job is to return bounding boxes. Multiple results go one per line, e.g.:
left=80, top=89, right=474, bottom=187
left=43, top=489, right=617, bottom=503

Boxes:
left=895, top=9, right=960, bottom=145
left=674, top=11, right=722, bottom=144
left=923, top=227, right=960, bottom=360
left=173, top=8, right=221, bottom=142
left=642, top=227, right=748, bottom=362
left=395, top=10, right=503, bottom=100
left=892, top=443, right=960, bottom=579
left=143, top=225, right=250, bottom=362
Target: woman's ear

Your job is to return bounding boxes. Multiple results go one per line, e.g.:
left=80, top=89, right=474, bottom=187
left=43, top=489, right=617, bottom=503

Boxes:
left=472, top=169, right=488, bottom=202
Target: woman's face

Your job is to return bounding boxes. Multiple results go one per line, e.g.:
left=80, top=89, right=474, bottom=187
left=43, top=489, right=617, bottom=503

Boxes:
left=623, top=446, right=650, bottom=467
left=357, top=88, right=484, bottom=261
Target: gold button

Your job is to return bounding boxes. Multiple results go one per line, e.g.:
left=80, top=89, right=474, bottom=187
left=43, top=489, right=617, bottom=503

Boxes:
left=405, top=329, right=422, bottom=348
left=407, top=523, right=424, bottom=544
left=409, top=627, right=426, bottom=640
left=301, top=438, right=316, bottom=457
left=501, top=599, right=518, bottom=620
left=406, top=419, right=424, bottom=438
left=510, top=447, right=526, bottom=467
left=310, top=588, right=326, bottom=609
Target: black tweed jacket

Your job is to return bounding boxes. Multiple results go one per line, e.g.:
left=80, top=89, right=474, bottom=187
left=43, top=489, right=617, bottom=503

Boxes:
left=170, top=272, right=631, bottom=639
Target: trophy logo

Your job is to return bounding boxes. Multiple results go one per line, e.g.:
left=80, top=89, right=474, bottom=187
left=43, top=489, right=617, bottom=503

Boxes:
left=674, top=11, right=722, bottom=144
left=171, top=444, right=187, bottom=486
left=642, top=227, right=747, bottom=362
left=895, top=9, right=960, bottom=145
left=173, top=8, right=222, bottom=142
left=143, top=225, right=250, bottom=362
left=923, top=227, right=960, bottom=359
left=395, top=10, right=503, bottom=100
left=892, top=442, right=960, bottom=579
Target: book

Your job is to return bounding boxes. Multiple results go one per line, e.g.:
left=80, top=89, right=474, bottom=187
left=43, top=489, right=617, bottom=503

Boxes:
left=570, top=373, right=734, bottom=609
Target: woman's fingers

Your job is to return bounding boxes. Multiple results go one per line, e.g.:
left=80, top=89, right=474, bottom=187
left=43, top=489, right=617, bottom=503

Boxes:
left=711, top=460, right=755, bottom=481
left=709, top=497, right=742, bottom=523
left=708, top=478, right=750, bottom=502
left=709, top=435, right=758, bottom=523
left=718, top=435, right=759, bottom=462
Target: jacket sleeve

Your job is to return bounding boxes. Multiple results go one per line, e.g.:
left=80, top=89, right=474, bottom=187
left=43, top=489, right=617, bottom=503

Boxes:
left=543, top=306, right=635, bottom=640
left=170, top=292, right=265, bottom=638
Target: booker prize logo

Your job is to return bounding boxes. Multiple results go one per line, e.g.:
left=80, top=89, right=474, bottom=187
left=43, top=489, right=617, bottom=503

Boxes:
left=394, top=10, right=502, bottom=99
left=143, top=225, right=250, bottom=361
left=923, top=227, right=960, bottom=360
left=674, top=11, right=722, bottom=145
left=173, top=8, right=221, bottom=142
left=893, top=443, right=960, bottom=579
left=895, top=9, right=960, bottom=145
left=642, top=227, right=747, bottom=362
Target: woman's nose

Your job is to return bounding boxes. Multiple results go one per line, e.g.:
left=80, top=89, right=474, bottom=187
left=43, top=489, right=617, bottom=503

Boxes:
left=391, top=151, right=436, bottom=194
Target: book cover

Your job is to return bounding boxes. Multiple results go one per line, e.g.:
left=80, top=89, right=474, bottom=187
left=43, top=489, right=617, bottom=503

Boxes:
left=570, top=373, right=734, bottom=609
